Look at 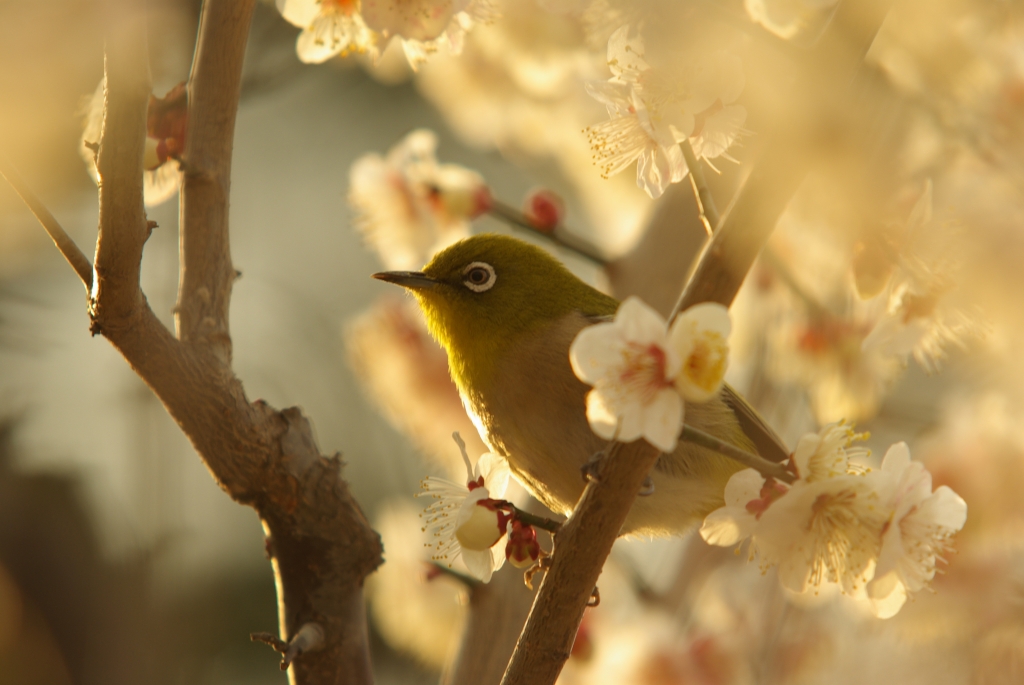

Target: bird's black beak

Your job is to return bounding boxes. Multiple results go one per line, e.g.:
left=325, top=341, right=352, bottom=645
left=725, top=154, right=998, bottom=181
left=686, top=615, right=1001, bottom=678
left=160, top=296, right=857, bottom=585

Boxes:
left=372, top=271, right=440, bottom=290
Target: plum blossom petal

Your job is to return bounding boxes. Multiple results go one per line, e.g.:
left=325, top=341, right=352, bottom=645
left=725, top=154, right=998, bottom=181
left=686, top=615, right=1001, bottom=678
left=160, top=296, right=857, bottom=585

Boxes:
left=669, top=303, right=732, bottom=403
left=276, top=0, right=377, bottom=64
left=700, top=468, right=766, bottom=546
left=570, top=297, right=684, bottom=452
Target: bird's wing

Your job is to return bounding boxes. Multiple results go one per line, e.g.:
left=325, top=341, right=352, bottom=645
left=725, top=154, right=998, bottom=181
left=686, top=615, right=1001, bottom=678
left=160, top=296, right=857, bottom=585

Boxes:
left=720, top=384, right=790, bottom=463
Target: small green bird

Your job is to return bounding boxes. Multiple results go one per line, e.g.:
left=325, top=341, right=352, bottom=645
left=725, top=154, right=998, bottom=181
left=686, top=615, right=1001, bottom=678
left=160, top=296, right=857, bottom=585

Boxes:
left=374, top=234, right=782, bottom=536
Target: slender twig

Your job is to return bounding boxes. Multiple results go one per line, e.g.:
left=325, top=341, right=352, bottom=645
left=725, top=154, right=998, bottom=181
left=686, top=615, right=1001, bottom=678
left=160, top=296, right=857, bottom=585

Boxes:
left=680, top=140, right=720, bottom=236
left=0, top=157, right=93, bottom=290
left=487, top=200, right=607, bottom=266
left=680, top=424, right=794, bottom=483
left=507, top=504, right=562, bottom=534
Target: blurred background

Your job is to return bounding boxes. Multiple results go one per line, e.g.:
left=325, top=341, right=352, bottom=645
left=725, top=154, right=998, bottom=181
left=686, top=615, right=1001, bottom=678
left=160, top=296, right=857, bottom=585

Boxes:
left=2, top=0, right=1024, bottom=683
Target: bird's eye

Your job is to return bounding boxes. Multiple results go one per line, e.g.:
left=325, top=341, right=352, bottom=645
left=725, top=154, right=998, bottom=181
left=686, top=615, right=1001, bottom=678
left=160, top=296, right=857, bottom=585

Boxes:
left=462, top=261, right=496, bottom=292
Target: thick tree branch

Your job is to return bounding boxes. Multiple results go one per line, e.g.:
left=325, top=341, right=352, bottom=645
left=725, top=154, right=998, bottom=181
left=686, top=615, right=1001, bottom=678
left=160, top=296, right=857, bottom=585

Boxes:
left=500, top=441, right=659, bottom=685
left=13, top=3, right=385, bottom=684
left=0, top=157, right=93, bottom=290
left=175, top=0, right=255, bottom=360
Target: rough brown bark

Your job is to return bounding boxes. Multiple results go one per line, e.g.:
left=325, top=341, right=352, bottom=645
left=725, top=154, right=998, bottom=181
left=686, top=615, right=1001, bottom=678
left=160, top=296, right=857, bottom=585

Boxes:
left=4, top=2, right=385, bottom=684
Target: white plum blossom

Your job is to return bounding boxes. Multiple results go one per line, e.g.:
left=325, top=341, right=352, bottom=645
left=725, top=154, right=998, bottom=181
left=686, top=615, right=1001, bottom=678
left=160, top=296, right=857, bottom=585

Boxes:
left=699, top=468, right=769, bottom=547
left=364, top=0, right=497, bottom=69
left=348, top=129, right=491, bottom=270
left=276, top=0, right=376, bottom=64
left=701, top=424, right=967, bottom=617
left=584, top=25, right=747, bottom=198
left=866, top=442, right=968, bottom=618
left=418, top=439, right=511, bottom=582
left=791, top=421, right=871, bottom=481
left=758, top=470, right=885, bottom=595
left=569, top=296, right=732, bottom=453
left=570, top=297, right=683, bottom=452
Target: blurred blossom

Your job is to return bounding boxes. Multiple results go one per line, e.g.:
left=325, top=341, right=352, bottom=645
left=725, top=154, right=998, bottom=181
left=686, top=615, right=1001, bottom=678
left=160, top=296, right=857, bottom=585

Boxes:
left=79, top=80, right=182, bottom=207
left=860, top=181, right=984, bottom=373
left=732, top=190, right=901, bottom=423
left=768, top=305, right=901, bottom=424
left=701, top=424, right=967, bottom=618
left=366, top=501, right=466, bottom=670
left=366, top=0, right=498, bottom=68
left=743, top=0, right=839, bottom=41
left=584, top=26, right=746, bottom=198
left=348, top=129, right=490, bottom=271
left=276, top=0, right=495, bottom=67
left=275, top=0, right=376, bottom=64
left=345, top=296, right=490, bottom=478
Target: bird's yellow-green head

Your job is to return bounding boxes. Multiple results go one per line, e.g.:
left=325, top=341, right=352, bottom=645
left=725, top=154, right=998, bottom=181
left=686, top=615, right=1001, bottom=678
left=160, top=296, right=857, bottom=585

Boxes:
left=373, top=234, right=617, bottom=393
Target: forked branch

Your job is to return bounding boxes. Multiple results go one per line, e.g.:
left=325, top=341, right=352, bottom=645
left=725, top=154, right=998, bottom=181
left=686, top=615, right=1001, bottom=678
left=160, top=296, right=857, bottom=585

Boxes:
left=4, top=3, right=383, bottom=684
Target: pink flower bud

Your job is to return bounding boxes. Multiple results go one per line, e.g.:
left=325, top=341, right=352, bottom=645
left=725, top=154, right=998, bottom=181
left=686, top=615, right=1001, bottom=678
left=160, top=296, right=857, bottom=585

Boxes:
left=523, top=188, right=564, bottom=233
left=146, top=83, right=188, bottom=167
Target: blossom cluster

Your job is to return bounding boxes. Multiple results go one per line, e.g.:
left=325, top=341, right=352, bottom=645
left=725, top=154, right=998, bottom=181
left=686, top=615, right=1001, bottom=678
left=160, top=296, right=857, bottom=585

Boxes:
left=584, top=26, right=747, bottom=198
left=418, top=438, right=543, bottom=582
left=569, top=296, right=731, bottom=453
left=700, top=422, right=967, bottom=618
left=274, top=0, right=496, bottom=67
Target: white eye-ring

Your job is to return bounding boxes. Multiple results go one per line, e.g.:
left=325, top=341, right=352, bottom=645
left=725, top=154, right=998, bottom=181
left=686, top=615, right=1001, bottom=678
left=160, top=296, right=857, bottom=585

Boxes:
left=462, top=261, right=496, bottom=292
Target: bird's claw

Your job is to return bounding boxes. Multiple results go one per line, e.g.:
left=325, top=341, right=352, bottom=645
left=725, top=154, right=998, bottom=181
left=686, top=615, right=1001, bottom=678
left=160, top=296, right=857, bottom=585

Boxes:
left=638, top=474, right=655, bottom=497
left=587, top=586, right=601, bottom=607
left=524, top=550, right=552, bottom=590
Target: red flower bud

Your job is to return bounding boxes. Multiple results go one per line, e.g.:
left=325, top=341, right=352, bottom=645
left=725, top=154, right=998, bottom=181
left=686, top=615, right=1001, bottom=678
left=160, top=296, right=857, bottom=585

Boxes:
left=505, top=519, right=541, bottom=568
left=146, top=83, right=188, bottom=169
left=523, top=188, right=564, bottom=233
